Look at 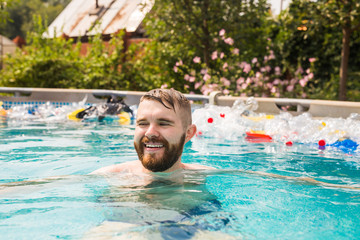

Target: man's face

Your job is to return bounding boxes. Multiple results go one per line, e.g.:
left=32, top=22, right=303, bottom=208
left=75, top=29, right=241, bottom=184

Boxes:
left=134, top=99, right=187, bottom=172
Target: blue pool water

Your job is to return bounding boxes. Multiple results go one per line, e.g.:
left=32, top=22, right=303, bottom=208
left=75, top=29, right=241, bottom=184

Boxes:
left=0, top=106, right=360, bottom=239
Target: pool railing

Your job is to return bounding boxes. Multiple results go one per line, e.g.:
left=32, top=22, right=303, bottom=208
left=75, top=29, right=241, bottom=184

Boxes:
left=0, top=87, right=359, bottom=118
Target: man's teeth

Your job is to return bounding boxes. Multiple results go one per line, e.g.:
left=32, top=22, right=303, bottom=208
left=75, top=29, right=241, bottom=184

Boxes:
left=145, top=144, right=163, bottom=148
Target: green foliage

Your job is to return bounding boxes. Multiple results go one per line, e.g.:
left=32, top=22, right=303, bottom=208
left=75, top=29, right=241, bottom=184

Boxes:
left=267, top=0, right=360, bottom=100
left=0, top=0, right=16, bottom=23
left=0, top=0, right=70, bottom=39
left=0, top=15, right=145, bottom=90
left=140, top=0, right=274, bottom=93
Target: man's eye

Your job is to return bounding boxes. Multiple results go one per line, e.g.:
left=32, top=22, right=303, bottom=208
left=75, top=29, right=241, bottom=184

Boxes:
left=137, top=122, right=148, bottom=126
left=159, top=122, right=171, bottom=126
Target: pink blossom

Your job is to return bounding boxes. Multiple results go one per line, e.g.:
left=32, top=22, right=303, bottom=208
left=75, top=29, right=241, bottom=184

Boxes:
left=175, top=60, right=183, bottom=66
left=201, top=86, right=208, bottom=95
left=173, top=66, right=178, bottom=72
left=161, top=84, right=168, bottom=89
left=219, top=29, right=226, bottom=37
left=275, top=92, right=280, bottom=97
left=241, top=83, right=248, bottom=89
left=306, top=68, right=311, bottom=74
left=211, top=83, right=219, bottom=89
left=265, top=66, right=271, bottom=72
left=203, top=73, right=211, bottom=81
left=260, top=67, right=266, bottom=72
left=200, top=68, right=208, bottom=75
left=189, top=76, right=196, bottom=82
left=243, top=63, right=251, bottom=73
left=232, top=48, right=239, bottom=55
left=300, top=76, right=309, bottom=87
left=273, top=79, right=281, bottom=85
left=236, top=77, right=245, bottom=84
left=184, top=74, right=190, bottom=81
left=308, top=73, right=314, bottom=79
left=224, top=37, right=234, bottom=45
left=223, top=89, right=230, bottom=95
left=184, top=84, right=189, bottom=89
left=246, top=77, right=252, bottom=84
left=268, top=50, right=275, bottom=60
left=193, top=56, right=201, bottom=63
left=190, top=91, right=195, bottom=94
left=213, top=38, right=219, bottom=43
left=286, top=85, right=294, bottom=92
left=299, top=79, right=307, bottom=87
left=201, top=85, right=212, bottom=96
left=221, top=77, right=231, bottom=87
left=255, top=72, right=262, bottom=78
left=275, top=66, right=281, bottom=75
left=266, top=83, right=273, bottom=89
left=295, top=67, right=304, bottom=74
left=194, top=82, right=202, bottom=89
left=252, top=58, right=258, bottom=64
left=302, top=93, right=307, bottom=98
left=264, top=56, right=268, bottom=62
left=220, top=52, right=225, bottom=59
left=271, top=86, right=277, bottom=93
left=222, top=62, right=228, bottom=69
left=309, top=58, right=316, bottom=63
left=211, top=51, right=218, bottom=60
left=240, top=93, right=247, bottom=97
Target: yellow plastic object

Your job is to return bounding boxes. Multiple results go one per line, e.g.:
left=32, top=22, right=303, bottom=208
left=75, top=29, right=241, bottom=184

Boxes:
left=0, top=101, right=7, bottom=117
left=244, top=115, right=274, bottom=122
left=118, top=112, right=131, bottom=125
left=0, top=108, right=7, bottom=117
left=67, top=108, right=85, bottom=121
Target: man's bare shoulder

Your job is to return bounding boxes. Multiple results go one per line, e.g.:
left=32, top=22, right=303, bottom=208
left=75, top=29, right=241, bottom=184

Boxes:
left=182, top=163, right=215, bottom=170
left=90, top=161, right=142, bottom=175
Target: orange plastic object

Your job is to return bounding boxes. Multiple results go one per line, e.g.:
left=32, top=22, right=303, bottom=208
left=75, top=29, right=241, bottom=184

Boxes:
left=245, top=131, right=272, bottom=142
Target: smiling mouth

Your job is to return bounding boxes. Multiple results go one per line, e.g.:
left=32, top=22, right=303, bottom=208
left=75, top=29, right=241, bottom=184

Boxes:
left=144, top=143, right=164, bottom=148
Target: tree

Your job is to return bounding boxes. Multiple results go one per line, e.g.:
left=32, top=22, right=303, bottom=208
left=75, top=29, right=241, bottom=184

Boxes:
left=0, top=0, right=70, bottom=39
left=142, top=0, right=273, bottom=93
left=316, top=0, right=360, bottom=100
left=0, top=0, right=15, bottom=23
left=272, top=0, right=360, bottom=101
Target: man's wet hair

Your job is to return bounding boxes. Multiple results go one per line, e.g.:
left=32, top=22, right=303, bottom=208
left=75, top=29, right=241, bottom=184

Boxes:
left=141, top=89, right=192, bottom=127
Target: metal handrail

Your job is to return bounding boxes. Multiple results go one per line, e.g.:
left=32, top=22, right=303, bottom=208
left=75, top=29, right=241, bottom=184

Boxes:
left=0, top=87, right=210, bottom=103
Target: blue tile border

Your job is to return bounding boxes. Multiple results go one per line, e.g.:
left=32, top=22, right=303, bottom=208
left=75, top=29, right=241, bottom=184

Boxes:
left=1, top=101, right=92, bottom=110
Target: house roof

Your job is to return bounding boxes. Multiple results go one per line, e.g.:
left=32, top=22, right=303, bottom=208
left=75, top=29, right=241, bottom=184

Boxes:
left=43, top=0, right=153, bottom=38
left=0, top=35, right=17, bottom=55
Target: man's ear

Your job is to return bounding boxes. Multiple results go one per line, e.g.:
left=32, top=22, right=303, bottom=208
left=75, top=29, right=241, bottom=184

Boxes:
left=185, top=124, right=197, bottom=143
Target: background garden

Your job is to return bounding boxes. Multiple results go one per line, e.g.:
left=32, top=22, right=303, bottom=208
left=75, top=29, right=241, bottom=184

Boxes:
left=1, top=0, right=360, bottom=101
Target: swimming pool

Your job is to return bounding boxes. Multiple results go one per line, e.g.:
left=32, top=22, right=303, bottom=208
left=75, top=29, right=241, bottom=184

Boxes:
left=0, top=102, right=359, bottom=239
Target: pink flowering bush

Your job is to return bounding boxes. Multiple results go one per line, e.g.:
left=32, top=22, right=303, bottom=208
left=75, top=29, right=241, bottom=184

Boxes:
left=172, top=29, right=315, bottom=98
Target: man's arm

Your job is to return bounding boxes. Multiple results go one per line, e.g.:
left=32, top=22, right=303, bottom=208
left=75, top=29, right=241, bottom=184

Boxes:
left=182, top=163, right=216, bottom=170
left=90, top=160, right=141, bottom=175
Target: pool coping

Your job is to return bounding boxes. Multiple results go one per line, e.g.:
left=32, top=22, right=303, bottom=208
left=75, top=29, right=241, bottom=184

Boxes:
left=1, top=87, right=359, bottom=118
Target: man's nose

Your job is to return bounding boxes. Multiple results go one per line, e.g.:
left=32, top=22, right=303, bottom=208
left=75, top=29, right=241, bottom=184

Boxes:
left=145, top=124, right=159, bottom=138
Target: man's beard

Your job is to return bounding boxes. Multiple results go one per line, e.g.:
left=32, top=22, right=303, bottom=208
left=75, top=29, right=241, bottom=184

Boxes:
left=134, top=133, right=186, bottom=172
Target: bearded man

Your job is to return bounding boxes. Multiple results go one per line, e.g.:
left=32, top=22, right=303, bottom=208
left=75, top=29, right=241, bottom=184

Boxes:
left=91, top=88, right=213, bottom=175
